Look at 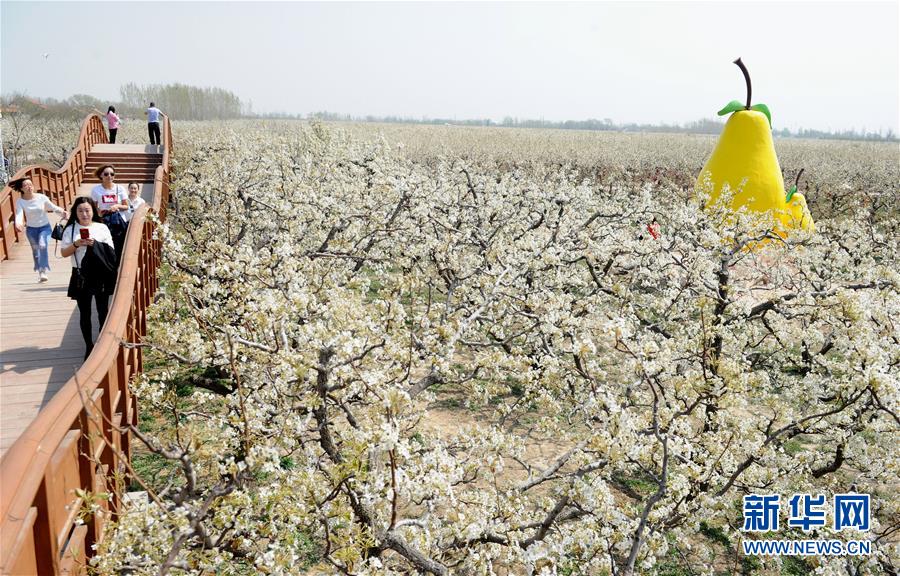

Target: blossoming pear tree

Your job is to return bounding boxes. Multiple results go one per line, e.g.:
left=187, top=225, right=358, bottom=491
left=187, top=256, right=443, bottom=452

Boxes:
left=0, top=111, right=82, bottom=174
left=93, top=122, right=897, bottom=576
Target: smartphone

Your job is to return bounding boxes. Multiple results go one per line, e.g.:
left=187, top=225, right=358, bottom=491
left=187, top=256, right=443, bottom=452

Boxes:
left=79, top=228, right=90, bottom=240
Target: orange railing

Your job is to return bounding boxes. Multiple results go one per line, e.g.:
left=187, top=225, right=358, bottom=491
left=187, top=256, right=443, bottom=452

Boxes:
left=0, top=115, right=172, bottom=574
left=1, top=114, right=107, bottom=261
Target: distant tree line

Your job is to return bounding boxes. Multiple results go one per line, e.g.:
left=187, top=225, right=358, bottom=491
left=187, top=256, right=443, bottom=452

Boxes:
left=775, top=126, right=897, bottom=141
left=2, top=90, right=894, bottom=141
left=2, top=84, right=251, bottom=122
left=119, top=82, right=251, bottom=120
left=308, top=111, right=897, bottom=142
left=1, top=92, right=108, bottom=120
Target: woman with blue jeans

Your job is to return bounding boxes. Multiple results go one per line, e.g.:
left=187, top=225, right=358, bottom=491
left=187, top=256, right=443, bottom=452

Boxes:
left=12, top=177, right=66, bottom=282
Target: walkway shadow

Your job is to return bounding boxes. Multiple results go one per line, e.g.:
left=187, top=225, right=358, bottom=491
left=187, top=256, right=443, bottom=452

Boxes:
left=0, top=300, right=103, bottom=407
left=19, top=285, right=68, bottom=294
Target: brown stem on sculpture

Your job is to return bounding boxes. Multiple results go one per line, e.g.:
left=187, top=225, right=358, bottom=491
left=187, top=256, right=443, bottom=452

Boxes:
left=733, top=57, right=752, bottom=109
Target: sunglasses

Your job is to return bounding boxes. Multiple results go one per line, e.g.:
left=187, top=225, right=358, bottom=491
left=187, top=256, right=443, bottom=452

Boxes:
left=102, top=172, right=115, bottom=176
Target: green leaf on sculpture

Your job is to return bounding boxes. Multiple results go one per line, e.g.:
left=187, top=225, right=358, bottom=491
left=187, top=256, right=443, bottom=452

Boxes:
left=717, top=100, right=745, bottom=116
left=750, top=103, right=772, bottom=128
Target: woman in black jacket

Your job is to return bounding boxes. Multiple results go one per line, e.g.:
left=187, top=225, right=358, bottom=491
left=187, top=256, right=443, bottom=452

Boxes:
left=60, top=197, right=118, bottom=359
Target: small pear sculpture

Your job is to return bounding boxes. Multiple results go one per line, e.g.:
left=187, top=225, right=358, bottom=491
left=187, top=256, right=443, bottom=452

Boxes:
left=785, top=170, right=816, bottom=232
left=697, top=58, right=814, bottom=234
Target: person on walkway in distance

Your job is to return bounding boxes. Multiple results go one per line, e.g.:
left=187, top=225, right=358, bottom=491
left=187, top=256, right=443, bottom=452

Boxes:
left=146, top=101, right=162, bottom=146
left=122, top=182, right=146, bottom=225
left=60, top=197, right=116, bottom=359
left=11, top=177, right=67, bottom=283
left=91, top=164, right=129, bottom=263
left=106, top=106, right=120, bottom=143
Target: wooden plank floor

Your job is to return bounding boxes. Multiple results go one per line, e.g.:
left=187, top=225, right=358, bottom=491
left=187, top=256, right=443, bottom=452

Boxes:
left=0, top=160, right=159, bottom=457
left=90, top=144, right=163, bottom=154
left=0, top=234, right=92, bottom=456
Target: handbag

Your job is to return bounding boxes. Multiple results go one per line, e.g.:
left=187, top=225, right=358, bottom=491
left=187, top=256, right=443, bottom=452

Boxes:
left=52, top=220, right=72, bottom=258
left=66, top=245, right=87, bottom=299
left=103, top=211, right=127, bottom=231
left=51, top=221, right=65, bottom=241
left=72, top=267, right=86, bottom=292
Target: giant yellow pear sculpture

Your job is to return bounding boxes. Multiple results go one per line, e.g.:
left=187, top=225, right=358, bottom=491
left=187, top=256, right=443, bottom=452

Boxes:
left=697, top=58, right=814, bottom=234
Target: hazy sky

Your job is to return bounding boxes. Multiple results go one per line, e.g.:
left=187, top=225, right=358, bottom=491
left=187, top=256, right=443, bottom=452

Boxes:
left=2, top=1, right=898, bottom=133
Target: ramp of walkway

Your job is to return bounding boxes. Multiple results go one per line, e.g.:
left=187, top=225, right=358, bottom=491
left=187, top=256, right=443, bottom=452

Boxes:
left=0, top=114, right=172, bottom=574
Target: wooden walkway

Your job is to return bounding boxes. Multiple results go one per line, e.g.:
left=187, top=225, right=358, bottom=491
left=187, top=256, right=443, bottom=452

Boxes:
left=0, top=144, right=160, bottom=456
left=0, top=239, right=87, bottom=455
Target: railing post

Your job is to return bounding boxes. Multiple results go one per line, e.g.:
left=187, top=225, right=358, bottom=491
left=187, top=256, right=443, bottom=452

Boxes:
left=115, top=350, right=130, bottom=464
left=1, top=191, right=16, bottom=259
left=77, top=391, right=105, bottom=552
left=29, top=480, right=58, bottom=575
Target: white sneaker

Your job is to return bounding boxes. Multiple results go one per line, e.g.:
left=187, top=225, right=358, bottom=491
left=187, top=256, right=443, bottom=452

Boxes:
left=39, top=271, right=49, bottom=283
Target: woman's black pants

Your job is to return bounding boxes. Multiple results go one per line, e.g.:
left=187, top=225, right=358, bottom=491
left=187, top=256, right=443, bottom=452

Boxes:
left=77, top=292, right=109, bottom=356
left=109, top=128, right=117, bottom=143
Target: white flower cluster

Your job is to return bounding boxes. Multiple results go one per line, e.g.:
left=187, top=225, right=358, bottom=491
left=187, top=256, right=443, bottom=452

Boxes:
left=92, top=121, right=898, bottom=576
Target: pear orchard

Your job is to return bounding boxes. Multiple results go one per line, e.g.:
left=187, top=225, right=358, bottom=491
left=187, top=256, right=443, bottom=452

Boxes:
left=37, top=119, right=896, bottom=576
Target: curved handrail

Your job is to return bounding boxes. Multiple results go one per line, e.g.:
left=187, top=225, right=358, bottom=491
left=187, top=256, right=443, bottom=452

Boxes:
left=0, top=114, right=172, bottom=574
left=0, top=114, right=107, bottom=261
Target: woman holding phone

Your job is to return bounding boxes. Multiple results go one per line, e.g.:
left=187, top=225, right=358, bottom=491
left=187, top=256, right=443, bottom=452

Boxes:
left=60, top=197, right=116, bottom=359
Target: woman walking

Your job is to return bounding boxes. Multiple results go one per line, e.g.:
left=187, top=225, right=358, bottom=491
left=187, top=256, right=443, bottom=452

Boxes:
left=12, top=177, right=66, bottom=282
left=90, top=164, right=129, bottom=262
left=60, top=197, right=116, bottom=359
left=106, top=106, right=120, bottom=143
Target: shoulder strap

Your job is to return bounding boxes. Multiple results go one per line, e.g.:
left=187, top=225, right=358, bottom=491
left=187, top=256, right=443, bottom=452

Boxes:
left=75, top=241, right=85, bottom=271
